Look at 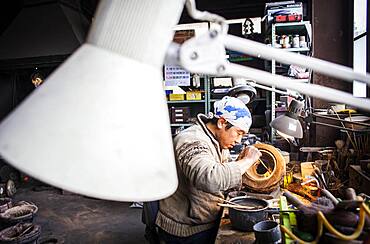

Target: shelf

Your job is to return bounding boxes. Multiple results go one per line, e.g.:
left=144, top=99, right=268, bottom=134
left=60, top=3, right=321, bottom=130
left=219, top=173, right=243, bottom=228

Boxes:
left=269, top=20, right=312, bottom=142
left=288, top=78, right=309, bottom=83
left=167, top=100, right=205, bottom=104
left=267, top=21, right=311, bottom=36
left=170, top=123, right=193, bottom=127
left=272, top=47, right=310, bottom=52
left=273, top=21, right=309, bottom=28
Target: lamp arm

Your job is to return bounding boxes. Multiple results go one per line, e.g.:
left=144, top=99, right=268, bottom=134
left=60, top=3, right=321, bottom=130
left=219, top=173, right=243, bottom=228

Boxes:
left=185, top=0, right=228, bottom=34
left=178, top=31, right=370, bottom=111
left=308, top=121, right=370, bottom=133
left=224, top=34, right=370, bottom=86
left=311, top=113, right=370, bottom=127
left=247, top=82, right=302, bottom=100
left=224, top=63, right=370, bottom=112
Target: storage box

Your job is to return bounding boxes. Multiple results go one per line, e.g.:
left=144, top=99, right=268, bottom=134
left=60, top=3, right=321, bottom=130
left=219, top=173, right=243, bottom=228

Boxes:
left=170, top=107, right=190, bottom=123
left=169, top=93, right=185, bottom=101
left=186, top=91, right=202, bottom=100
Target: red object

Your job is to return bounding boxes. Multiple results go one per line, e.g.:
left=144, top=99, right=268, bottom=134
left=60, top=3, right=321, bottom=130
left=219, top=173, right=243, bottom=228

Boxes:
left=274, top=14, right=302, bottom=23
left=288, top=14, right=302, bottom=22
left=275, top=15, right=287, bottom=22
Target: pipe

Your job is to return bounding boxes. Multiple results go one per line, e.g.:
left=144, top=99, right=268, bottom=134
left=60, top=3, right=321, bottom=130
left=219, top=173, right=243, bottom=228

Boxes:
left=224, top=35, right=370, bottom=86
left=225, top=63, right=370, bottom=112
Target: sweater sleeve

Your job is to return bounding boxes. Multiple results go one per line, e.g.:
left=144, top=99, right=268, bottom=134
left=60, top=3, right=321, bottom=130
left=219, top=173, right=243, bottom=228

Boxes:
left=176, top=140, right=242, bottom=193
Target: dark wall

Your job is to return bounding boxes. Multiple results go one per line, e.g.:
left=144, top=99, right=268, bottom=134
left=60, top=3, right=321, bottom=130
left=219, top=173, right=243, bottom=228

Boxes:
left=0, top=73, right=15, bottom=120
left=311, top=0, right=352, bottom=108
left=0, top=67, right=56, bottom=123
left=310, top=0, right=353, bottom=146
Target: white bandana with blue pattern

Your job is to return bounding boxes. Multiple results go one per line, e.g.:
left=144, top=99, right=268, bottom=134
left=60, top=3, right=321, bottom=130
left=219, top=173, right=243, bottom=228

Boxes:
left=214, top=96, right=252, bottom=132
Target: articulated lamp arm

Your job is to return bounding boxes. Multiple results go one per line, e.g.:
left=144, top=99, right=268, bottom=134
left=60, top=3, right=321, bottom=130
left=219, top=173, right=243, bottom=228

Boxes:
left=173, top=0, right=370, bottom=111
left=175, top=29, right=370, bottom=112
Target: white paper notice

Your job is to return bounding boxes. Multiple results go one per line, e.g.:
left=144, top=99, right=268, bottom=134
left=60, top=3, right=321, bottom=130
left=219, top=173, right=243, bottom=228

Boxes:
left=164, top=65, right=191, bottom=86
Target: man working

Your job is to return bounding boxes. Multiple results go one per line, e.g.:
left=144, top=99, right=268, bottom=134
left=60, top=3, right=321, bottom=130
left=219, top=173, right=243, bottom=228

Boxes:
left=155, top=96, right=262, bottom=243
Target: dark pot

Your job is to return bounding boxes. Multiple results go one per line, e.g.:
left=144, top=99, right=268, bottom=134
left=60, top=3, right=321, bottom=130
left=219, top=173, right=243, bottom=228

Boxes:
left=228, top=196, right=269, bottom=231
left=253, top=220, right=281, bottom=244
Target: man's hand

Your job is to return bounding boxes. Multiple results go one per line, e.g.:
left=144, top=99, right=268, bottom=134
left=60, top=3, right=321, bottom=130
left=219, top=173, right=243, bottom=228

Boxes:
left=236, top=146, right=262, bottom=174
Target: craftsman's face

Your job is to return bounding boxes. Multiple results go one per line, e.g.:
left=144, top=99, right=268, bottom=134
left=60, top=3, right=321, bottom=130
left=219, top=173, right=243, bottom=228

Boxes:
left=216, top=118, right=246, bottom=149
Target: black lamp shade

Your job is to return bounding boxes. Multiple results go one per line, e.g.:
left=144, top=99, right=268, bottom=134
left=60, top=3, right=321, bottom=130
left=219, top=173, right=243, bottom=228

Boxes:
left=270, top=99, right=304, bottom=139
left=270, top=114, right=303, bottom=139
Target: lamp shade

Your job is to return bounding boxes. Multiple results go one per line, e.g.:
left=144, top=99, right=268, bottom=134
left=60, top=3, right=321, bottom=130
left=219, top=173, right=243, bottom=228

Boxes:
left=270, top=99, right=304, bottom=139
left=0, top=0, right=185, bottom=201
left=270, top=114, right=303, bottom=139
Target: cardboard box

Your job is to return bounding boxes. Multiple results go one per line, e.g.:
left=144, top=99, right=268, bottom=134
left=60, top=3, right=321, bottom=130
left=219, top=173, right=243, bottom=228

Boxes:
left=169, top=94, right=185, bottom=101
left=186, top=91, right=202, bottom=100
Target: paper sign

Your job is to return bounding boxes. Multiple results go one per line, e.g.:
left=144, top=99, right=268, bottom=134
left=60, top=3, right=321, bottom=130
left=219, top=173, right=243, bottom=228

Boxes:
left=164, top=65, right=191, bottom=86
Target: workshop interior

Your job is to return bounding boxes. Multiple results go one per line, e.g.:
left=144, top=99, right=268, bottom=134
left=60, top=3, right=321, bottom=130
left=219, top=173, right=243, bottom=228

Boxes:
left=0, top=0, right=369, bottom=243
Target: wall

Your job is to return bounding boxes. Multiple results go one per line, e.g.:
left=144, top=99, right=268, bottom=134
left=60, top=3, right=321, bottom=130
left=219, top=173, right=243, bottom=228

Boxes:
left=310, top=0, right=354, bottom=146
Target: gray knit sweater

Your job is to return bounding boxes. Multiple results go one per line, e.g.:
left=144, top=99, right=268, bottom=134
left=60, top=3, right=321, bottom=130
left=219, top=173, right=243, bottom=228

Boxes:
left=155, top=114, right=242, bottom=237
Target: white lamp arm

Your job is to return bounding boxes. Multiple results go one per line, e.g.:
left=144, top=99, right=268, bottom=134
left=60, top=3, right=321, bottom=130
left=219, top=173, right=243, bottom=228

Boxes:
left=177, top=30, right=370, bottom=111
left=224, top=35, right=370, bottom=86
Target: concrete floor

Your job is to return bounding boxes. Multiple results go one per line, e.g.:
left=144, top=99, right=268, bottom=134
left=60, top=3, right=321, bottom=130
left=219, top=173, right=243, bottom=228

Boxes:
left=13, top=186, right=147, bottom=244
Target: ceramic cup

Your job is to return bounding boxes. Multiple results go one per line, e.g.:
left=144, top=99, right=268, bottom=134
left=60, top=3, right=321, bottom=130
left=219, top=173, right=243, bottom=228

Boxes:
left=253, top=220, right=281, bottom=244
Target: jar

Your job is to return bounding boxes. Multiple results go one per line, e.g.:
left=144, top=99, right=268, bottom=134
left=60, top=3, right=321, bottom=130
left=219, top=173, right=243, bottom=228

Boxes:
left=282, top=35, right=290, bottom=48
left=299, top=35, right=307, bottom=48
left=292, top=34, right=300, bottom=48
